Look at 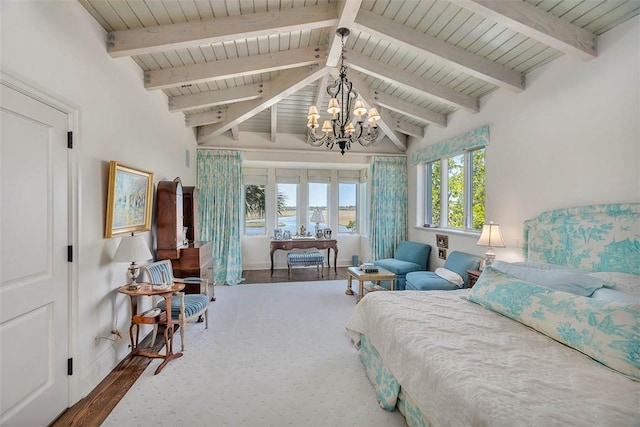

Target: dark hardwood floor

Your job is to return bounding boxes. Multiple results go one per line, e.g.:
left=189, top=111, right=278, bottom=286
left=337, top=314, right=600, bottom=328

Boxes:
left=50, top=268, right=349, bottom=426
left=242, top=266, right=349, bottom=284
left=50, top=329, right=167, bottom=426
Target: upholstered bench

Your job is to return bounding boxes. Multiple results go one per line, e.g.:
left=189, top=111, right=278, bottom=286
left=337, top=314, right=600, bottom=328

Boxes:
left=287, top=250, right=324, bottom=278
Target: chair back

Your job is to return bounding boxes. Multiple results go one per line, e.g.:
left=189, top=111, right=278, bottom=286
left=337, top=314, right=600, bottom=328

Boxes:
left=141, top=259, right=174, bottom=285
left=443, top=251, right=482, bottom=287
left=395, top=241, right=431, bottom=270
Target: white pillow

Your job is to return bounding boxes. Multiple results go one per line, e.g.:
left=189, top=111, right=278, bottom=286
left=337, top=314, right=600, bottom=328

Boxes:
left=589, top=272, right=640, bottom=296
left=435, top=267, right=464, bottom=287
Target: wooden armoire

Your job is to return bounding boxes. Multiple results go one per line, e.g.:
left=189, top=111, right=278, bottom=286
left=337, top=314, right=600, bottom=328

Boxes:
left=156, top=178, right=213, bottom=296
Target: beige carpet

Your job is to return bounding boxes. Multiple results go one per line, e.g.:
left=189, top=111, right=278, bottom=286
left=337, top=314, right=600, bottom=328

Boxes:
left=102, top=280, right=405, bottom=427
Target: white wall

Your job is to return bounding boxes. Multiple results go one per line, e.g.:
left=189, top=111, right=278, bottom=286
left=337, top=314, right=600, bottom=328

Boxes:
left=1, top=1, right=197, bottom=401
left=407, top=16, right=640, bottom=270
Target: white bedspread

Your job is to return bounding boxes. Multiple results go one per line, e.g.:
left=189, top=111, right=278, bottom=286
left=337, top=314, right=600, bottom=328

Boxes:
left=345, top=290, right=640, bottom=426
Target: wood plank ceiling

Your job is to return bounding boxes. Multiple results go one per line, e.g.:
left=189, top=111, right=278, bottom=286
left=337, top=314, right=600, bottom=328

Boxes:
left=79, top=0, right=640, bottom=153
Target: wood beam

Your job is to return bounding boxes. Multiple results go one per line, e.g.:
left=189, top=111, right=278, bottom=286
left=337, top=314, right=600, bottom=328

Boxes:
left=185, top=110, right=226, bottom=127
left=346, top=51, right=479, bottom=113
left=353, top=10, right=524, bottom=92
left=197, top=66, right=329, bottom=144
left=325, top=0, right=363, bottom=67
left=270, top=104, right=277, bottom=143
left=312, top=73, right=330, bottom=113
left=372, top=92, right=447, bottom=128
left=169, top=83, right=268, bottom=113
left=345, top=71, right=407, bottom=152
left=107, top=4, right=338, bottom=57
left=385, top=112, right=424, bottom=138
left=145, top=47, right=321, bottom=90
left=449, top=0, right=597, bottom=60
left=231, top=127, right=240, bottom=141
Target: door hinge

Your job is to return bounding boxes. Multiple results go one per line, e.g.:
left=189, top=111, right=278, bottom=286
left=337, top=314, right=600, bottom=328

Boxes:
left=67, top=245, right=73, bottom=263
left=67, top=358, right=73, bottom=376
left=67, top=131, right=73, bottom=149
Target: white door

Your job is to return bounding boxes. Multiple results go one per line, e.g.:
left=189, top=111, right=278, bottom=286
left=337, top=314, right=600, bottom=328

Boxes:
left=0, top=84, right=70, bottom=425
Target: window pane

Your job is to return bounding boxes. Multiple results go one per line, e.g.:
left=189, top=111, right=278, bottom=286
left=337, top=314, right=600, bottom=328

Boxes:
left=471, top=148, right=485, bottom=230
left=244, top=184, right=266, bottom=236
left=429, top=162, right=441, bottom=226
left=308, top=182, right=328, bottom=235
left=447, top=154, right=464, bottom=228
left=339, top=182, right=357, bottom=233
left=277, top=183, right=297, bottom=236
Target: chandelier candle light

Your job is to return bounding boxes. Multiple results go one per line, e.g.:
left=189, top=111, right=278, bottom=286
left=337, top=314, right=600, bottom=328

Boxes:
left=476, top=222, right=506, bottom=268
left=307, top=28, right=381, bottom=155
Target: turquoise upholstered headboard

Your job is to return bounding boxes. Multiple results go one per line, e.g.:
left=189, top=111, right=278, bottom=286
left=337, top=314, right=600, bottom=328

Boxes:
left=523, top=203, right=639, bottom=275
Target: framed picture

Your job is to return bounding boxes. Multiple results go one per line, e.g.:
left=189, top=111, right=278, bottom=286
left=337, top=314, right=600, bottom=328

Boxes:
left=274, top=229, right=283, bottom=240
left=323, top=228, right=332, bottom=239
left=105, top=161, right=154, bottom=238
left=282, top=230, right=291, bottom=240
left=316, top=228, right=324, bottom=239
left=438, top=248, right=447, bottom=260
left=436, top=234, right=448, bottom=248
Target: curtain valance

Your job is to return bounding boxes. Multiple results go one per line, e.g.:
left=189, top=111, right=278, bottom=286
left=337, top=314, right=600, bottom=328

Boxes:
left=409, top=125, right=489, bottom=166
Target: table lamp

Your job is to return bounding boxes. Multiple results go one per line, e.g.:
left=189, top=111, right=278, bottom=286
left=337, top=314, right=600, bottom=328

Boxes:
left=310, top=208, right=325, bottom=235
left=476, top=221, right=505, bottom=268
left=113, top=233, right=153, bottom=287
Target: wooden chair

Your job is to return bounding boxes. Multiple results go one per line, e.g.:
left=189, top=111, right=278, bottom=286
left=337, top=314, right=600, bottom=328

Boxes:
left=140, top=260, right=209, bottom=351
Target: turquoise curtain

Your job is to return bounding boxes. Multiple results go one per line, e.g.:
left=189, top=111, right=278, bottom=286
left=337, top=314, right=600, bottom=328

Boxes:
left=197, top=150, right=243, bottom=285
left=369, top=156, right=408, bottom=260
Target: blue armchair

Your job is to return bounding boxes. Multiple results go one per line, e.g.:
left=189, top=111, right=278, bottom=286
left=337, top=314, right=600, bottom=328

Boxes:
left=373, top=241, right=432, bottom=290
left=405, top=251, right=481, bottom=290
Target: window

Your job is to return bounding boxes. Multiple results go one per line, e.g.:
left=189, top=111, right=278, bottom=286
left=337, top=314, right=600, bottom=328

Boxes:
left=308, top=182, right=328, bottom=233
left=338, top=182, right=357, bottom=233
left=424, top=147, right=485, bottom=230
left=242, top=167, right=367, bottom=238
left=244, top=184, right=266, bottom=236
left=277, top=183, right=297, bottom=235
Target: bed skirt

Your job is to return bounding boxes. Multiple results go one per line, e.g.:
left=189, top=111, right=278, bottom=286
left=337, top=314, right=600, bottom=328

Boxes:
left=360, top=335, right=430, bottom=427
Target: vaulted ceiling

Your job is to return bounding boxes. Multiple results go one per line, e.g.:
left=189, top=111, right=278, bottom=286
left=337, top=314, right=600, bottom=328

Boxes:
left=79, top=0, right=639, bottom=153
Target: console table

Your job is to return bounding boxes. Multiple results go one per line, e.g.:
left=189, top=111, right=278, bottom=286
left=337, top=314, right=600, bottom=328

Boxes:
left=118, top=282, right=184, bottom=375
left=270, top=239, right=338, bottom=276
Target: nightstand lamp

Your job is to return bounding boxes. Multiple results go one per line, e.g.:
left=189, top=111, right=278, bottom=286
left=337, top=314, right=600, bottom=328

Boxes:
left=114, top=233, right=153, bottom=288
left=477, top=222, right=505, bottom=268
left=310, top=208, right=325, bottom=236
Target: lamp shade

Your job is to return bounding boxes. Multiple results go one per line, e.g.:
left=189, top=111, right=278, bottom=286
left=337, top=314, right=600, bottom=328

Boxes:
left=310, top=208, right=325, bottom=224
left=113, top=235, right=153, bottom=263
left=477, top=222, right=506, bottom=248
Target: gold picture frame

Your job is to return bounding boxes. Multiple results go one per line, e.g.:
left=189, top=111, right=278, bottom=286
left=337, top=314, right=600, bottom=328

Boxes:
left=105, top=161, right=154, bottom=238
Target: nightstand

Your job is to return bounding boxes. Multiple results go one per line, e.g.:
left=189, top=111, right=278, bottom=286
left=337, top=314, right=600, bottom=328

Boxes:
left=466, top=269, right=482, bottom=289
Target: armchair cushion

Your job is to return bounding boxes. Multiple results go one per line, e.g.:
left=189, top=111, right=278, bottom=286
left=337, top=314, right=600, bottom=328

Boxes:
left=157, top=294, right=209, bottom=319
left=443, top=251, right=482, bottom=284
left=374, top=259, right=422, bottom=276
left=405, top=251, right=481, bottom=291
left=374, top=241, right=432, bottom=291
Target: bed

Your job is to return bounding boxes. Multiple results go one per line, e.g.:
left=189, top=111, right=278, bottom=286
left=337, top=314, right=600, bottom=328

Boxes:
left=345, top=203, right=640, bottom=426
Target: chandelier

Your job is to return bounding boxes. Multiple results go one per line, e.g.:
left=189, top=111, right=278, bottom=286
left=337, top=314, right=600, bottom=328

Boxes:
left=306, top=28, right=381, bottom=155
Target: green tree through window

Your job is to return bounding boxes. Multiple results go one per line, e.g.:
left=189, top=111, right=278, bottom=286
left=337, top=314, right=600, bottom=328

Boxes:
left=424, top=147, right=484, bottom=230
left=244, top=185, right=288, bottom=235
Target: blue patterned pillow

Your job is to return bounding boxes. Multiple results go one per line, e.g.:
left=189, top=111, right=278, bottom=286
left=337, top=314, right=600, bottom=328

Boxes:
left=468, top=267, right=640, bottom=380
